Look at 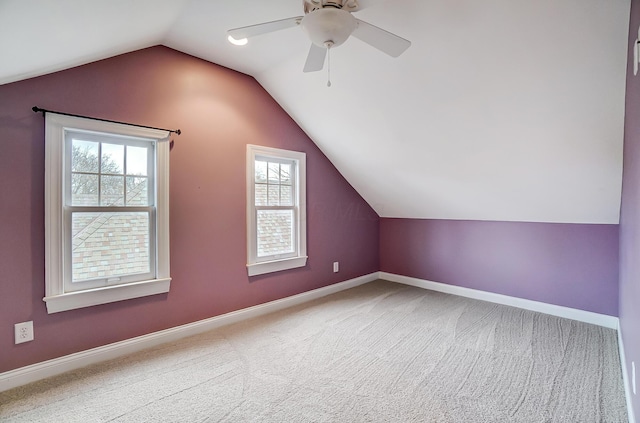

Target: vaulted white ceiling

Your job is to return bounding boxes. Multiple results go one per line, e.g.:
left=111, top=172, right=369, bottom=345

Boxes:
left=0, top=0, right=630, bottom=223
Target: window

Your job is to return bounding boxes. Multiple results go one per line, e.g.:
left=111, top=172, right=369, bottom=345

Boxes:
left=247, top=145, right=307, bottom=276
left=44, top=113, right=170, bottom=313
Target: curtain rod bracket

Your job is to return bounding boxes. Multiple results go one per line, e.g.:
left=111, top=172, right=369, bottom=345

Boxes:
left=32, top=106, right=182, bottom=136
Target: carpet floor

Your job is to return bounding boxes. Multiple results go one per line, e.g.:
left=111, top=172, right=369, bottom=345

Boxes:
left=0, top=280, right=628, bottom=422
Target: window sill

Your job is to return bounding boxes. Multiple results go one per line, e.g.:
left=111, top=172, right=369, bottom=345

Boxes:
left=247, top=256, right=308, bottom=276
left=43, top=278, right=171, bottom=314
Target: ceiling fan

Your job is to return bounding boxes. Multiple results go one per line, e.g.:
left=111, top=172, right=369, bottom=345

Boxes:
left=227, top=0, right=411, bottom=73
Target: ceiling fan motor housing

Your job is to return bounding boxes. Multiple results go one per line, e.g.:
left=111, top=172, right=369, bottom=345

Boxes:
left=304, top=0, right=360, bottom=14
left=300, top=8, right=357, bottom=47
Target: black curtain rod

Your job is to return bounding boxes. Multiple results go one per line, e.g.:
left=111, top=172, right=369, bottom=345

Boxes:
left=32, top=106, right=181, bottom=135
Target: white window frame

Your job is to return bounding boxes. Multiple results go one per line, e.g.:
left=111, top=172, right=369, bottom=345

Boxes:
left=44, top=113, right=171, bottom=313
left=246, top=145, right=307, bottom=276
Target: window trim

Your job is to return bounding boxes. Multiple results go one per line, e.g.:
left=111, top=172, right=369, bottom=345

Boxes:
left=44, top=113, right=171, bottom=313
left=246, top=145, right=307, bottom=276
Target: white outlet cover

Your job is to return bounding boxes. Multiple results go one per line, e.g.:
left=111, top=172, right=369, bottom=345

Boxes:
left=333, top=262, right=339, bottom=273
left=14, top=321, right=34, bottom=344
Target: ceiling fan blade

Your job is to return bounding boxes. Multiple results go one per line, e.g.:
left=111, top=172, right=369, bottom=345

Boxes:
left=228, top=16, right=302, bottom=40
left=303, top=43, right=327, bottom=73
left=352, top=19, right=411, bottom=57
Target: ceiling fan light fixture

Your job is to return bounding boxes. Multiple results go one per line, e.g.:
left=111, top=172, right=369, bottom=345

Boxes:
left=300, top=8, right=357, bottom=47
left=227, top=1, right=411, bottom=76
left=227, top=35, right=248, bottom=46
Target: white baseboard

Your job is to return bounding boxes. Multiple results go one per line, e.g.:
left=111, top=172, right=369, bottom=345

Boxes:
left=618, top=322, right=637, bottom=423
left=0, top=272, right=378, bottom=393
left=379, top=272, right=619, bottom=329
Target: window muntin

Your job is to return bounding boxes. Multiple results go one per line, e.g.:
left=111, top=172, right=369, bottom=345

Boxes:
left=247, top=145, right=307, bottom=276
left=68, top=133, right=152, bottom=207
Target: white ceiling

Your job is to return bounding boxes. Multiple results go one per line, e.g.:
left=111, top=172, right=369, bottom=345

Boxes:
left=0, top=0, right=630, bottom=223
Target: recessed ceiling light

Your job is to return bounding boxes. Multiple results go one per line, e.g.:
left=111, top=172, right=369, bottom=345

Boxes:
left=227, top=35, right=248, bottom=46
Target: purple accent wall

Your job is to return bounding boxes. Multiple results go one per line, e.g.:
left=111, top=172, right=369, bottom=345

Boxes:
left=380, top=218, right=619, bottom=316
left=0, top=46, right=379, bottom=373
left=620, top=0, right=640, bottom=418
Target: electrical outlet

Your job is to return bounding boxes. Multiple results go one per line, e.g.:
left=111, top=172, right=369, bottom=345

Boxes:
left=14, top=321, right=34, bottom=344
left=333, top=261, right=339, bottom=273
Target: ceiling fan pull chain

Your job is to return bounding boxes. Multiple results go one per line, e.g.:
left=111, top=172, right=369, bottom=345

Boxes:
left=326, top=42, right=332, bottom=87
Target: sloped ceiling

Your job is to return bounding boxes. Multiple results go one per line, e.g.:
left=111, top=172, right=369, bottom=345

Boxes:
left=0, top=0, right=630, bottom=223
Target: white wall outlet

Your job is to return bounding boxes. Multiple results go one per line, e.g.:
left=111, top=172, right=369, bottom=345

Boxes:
left=14, top=321, right=34, bottom=344
left=333, top=262, right=339, bottom=273
left=633, top=361, right=637, bottom=395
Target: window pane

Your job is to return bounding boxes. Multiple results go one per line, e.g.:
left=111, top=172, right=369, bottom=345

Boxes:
left=101, top=175, right=124, bottom=206
left=268, top=162, right=280, bottom=183
left=102, top=143, right=124, bottom=174
left=255, top=183, right=267, bottom=206
left=126, top=145, right=148, bottom=176
left=280, top=163, right=291, bottom=184
left=72, top=140, right=99, bottom=173
left=71, top=173, right=99, bottom=206
left=255, top=160, right=267, bottom=183
left=126, top=176, right=148, bottom=206
left=280, top=185, right=293, bottom=206
left=71, top=212, right=150, bottom=282
left=257, top=209, right=294, bottom=257
left=268, top=185, right=280, bottom=206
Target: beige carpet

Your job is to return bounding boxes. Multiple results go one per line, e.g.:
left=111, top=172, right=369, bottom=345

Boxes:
left=0, top=280, right=628, bottom=422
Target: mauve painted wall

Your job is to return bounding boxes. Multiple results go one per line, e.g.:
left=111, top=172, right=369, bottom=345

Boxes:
left=620, top=0, right=640, bottom=418
left=380, top=218, right=619, bottom=316
left=0, top=46, right=379, bottom=373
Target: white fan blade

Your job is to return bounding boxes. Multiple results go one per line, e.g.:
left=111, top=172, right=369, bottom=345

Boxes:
left=303, top=44, right=327, bottom=73
left=228, top=16, right=302, bottom=40
left=352, top=19, right=411, bottom=57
